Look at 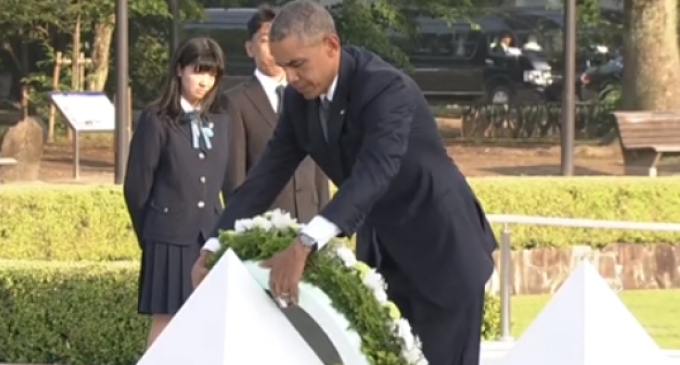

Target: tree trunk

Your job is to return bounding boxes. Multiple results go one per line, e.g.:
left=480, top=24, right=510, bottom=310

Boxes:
left=622, top=0, right=680, bottom=110
left=87, top=14, right=115, bottom=91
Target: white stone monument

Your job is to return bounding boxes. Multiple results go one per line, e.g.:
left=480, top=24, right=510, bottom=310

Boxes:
left=136, top=249, right=324, bottom=365
left=498, top=260, right=671, bottom=365
left=136, top=249, right=371, bottom=365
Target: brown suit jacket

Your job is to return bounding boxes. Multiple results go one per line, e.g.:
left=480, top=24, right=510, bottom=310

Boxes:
left=221, top=76, right=330, bottom=223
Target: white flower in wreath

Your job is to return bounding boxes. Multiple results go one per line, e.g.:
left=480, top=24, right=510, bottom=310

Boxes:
left=262, top=210, right=276, bottom=218
left=407, top=337, right=428, bottom=365
left=404, top=344, right=427, bottom=364
left=394, top=318, right=416, bottom=349
left=268, top=209, right=300, bottom=231
left=362, top=269, right=388, bottom=304
left=234, top=218, right=254, bottom=233
left=251, top=215, right=274, bottom=231
left=333, top=245, right=357, bottom=267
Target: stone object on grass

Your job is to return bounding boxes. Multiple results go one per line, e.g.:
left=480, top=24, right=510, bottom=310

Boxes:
left=498, top=260, right=670, bottom=365
left=136, top=249, right=324, bottom=365
left=0, top=115, right=45, bottom=182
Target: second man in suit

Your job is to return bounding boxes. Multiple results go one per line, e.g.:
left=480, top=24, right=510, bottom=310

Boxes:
left=221, top=5, right=329, bottom=222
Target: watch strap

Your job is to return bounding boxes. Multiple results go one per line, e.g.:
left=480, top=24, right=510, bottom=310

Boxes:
left=297, top=232, right=318, bottom=252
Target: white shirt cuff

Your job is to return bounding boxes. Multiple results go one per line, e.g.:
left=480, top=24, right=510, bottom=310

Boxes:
left=301, top=215, right=341, bottom=250
left=202, top=237, right=221, bottom=252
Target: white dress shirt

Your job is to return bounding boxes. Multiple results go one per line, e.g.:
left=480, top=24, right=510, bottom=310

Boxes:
left=254, top=69, right=286, bottom=113
left=180, top=97, right=198, bottom=112
left=202, top=74, right=341, bottom=253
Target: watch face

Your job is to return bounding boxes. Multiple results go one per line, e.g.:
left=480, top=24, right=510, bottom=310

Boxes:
left=300, top=234, right=316, bottom=247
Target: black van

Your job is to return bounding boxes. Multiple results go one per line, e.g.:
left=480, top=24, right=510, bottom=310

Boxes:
left=395, top=15, right=553, bottom=104
left=185, top=8, right=553, bottom=104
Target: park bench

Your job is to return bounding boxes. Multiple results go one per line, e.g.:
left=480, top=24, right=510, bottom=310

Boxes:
left=612, top=111, right=680, bottom=176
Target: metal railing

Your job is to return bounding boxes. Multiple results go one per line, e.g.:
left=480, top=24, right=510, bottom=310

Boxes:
left=486, top=214, right=680, bottom=342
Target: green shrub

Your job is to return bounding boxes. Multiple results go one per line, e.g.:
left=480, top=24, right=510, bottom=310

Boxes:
left=0, top=185, right=137, bottom=261
left=475, top=177, right=680, bottom=248
left=2, top=178, right=680, bottom=261
left=0, top=260, right=147, bottom=365
left=0, top=260, right=500, bottom=364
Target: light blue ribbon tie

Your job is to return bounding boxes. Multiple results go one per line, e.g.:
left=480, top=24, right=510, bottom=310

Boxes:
left=201, top=124, right=214, bottom=150
left=189, top=115, right=214, bottom=150
left=190, top=122, right=201, bottom=149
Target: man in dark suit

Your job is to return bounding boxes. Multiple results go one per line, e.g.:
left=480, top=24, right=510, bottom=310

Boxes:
left=193, top=1, right=497, bottom=364
left=221, top=5, right=329, bottom=222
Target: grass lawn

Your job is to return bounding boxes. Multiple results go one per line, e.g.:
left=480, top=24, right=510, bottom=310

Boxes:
left=511, top=289, right=680, bottom=349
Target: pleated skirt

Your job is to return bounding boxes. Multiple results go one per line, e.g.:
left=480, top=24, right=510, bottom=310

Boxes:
left=137, top=240, right=202, bottom=315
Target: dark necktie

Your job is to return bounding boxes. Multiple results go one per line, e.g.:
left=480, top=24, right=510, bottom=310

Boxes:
left=275, top=85, right=285, bottom=114
left=319, top=97, right=330, bottom=141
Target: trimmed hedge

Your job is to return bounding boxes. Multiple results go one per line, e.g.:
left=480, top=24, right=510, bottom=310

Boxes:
left=0, top=260, right=499, bottom=365
left=2, top=178, right=680, bottom=261
left=0, top=185, right=134, bottom=261
left=0, top=260, right=147, bottom=365
left=476, top=177, right=680, bottom=248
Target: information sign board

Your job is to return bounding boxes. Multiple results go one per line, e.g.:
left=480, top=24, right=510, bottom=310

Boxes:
left=49, top=91, right=115, bottom=132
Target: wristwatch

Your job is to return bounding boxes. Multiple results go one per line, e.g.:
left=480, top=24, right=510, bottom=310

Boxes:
left=297, top=232, right=318, bottom=252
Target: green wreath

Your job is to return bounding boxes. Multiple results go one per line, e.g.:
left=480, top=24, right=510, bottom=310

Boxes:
left=205, top=209, right=428, bottom=365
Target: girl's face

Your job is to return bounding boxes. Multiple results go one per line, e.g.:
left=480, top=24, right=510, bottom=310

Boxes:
left=179, top=65, right=216, bottom=105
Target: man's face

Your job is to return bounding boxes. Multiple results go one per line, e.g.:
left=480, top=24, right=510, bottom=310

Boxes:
left=245, top=22, right=283, bottom=78
left=270, top=34, right=340, bottom=99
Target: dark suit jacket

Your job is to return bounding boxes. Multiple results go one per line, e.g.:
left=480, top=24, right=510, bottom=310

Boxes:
left=213, top=46, right=497, bottom=308
left=221, top=77, right=329, bottom=223
left=124, top=107, right=230, bottom=246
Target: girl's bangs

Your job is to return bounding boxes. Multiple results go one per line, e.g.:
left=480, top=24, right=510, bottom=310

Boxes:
left=191, top=54, right=222, bottom=75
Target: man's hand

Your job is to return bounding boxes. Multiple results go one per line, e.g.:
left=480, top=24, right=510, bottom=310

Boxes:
left=191, top=251, right=212, bottom=289
left=260, top=237, right=311, bottom=306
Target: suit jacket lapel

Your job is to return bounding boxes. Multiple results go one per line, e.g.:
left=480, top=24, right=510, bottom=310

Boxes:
left=176, top=120, right=193, bottom=144
left=243, top=76, right=277, bottom=129
left=326, top=49, right=356, bottom=167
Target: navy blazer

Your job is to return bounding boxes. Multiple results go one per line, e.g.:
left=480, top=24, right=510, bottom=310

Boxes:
left=124, top=107, right=230, bottom=246
left=212, top=46, right=497, bottom=307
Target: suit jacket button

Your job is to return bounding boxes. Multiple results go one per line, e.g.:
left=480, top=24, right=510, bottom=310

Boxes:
left=200, top=176, right=206, bottom=183
left=198, top=152, right=205, bottom=159
left=197, top=201, right=205, bottom=208
left=162, top=207, right=169, bottom=213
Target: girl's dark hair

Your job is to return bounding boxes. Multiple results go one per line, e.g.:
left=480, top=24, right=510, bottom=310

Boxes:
left=153, top=37, right=226, bottom=122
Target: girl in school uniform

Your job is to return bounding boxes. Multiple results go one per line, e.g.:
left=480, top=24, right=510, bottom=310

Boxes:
left=123, top=37, right=230, bottom=349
